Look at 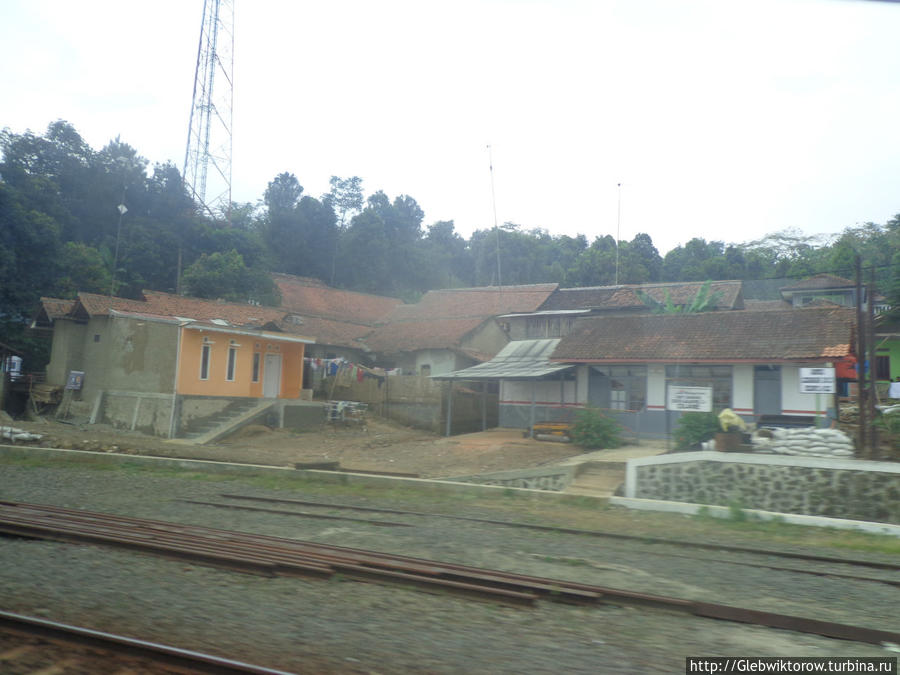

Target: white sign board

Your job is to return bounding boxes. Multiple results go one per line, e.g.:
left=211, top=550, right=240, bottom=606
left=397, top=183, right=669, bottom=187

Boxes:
left=667, top=386, right=713, bottom=412
left=799, top=367, right=835, bottom=394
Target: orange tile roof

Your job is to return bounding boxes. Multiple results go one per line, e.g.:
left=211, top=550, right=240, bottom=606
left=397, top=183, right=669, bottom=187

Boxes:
left=387, top=284, right=558, bottom=322
left=39, top=297, right=77, bottom=320
left=553, top=306, right=854, bottom=362
left=540, top=281, right=743, bottom=312
left=781, top=274, right=855, bottom=291
left=273, top=273, right=403, bottom=324
left=364, top=317, right=489, bottom=355
left=72, top=291, right=311, bottom=338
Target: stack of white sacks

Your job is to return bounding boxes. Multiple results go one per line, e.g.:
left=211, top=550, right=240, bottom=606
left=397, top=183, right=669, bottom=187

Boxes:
left=752, top=427, right=856, bottom=458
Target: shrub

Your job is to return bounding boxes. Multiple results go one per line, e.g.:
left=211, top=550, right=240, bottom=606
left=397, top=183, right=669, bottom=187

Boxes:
left=673, top=412, right=720, bottom=450
left=571, top=408, right=624, bottom=449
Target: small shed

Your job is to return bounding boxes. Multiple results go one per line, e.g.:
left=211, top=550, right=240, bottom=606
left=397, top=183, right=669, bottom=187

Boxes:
left=433, top=339, right=576, bottom=435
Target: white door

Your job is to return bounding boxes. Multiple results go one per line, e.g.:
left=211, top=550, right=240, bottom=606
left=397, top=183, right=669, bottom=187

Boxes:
left=263, top=354, right=282, bottom=398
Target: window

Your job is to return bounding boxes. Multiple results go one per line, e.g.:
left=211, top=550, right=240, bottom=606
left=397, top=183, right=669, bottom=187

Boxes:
left=420, top=364, right=431, bottom=376
left=252, top=353, right=261, bottom=383
left=93, top=334, right=101, bottom=343
left=226, top=346, right=237, bottom=381
left=666, top=365, right=732, bottom=410
left=200, top=344, right=211, bottom=380
left=593, top=366, right=647, bottom=411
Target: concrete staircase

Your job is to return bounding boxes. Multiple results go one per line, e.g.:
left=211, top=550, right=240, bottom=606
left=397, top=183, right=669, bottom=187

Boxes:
left=175, top=399, right=276, bottom=445
left=565, top=461, right=627, bottom=498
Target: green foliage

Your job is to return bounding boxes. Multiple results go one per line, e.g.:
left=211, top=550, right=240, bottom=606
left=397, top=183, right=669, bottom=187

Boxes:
left=571, top=407, right=624, bottom=449
left=638, top=280, right=725, bottom=314
left=181, top=249, right=280, bottom=306
left=673, top=412, right=720, bottom=450
left=874, top=410, right=900, bottom=452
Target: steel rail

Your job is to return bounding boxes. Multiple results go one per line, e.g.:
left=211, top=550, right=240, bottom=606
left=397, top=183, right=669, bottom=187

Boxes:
left=2, top=501, right=898, bottom=645
left=0, top=610, right=297, bottom=674
left=218, top=493, right=900, bottom=572
left=178, top=498, right=413, bottom=526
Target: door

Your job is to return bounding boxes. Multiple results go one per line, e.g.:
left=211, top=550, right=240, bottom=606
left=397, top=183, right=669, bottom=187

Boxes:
left=263, top=353, right=282, bottom=398
left=754, top=365, right=781, bottom=415
left=588, top=367, right=610, bottom=407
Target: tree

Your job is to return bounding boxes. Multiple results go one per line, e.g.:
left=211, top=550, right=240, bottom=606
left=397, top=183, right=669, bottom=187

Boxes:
left=260, top=172, right=338, bottom=281
left=181, top=249, right=280, bottom=306
left=325, top=175, right=364, bottom=229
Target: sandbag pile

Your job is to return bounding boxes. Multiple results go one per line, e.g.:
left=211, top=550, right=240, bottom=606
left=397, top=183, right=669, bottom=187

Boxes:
left=0, top=426, right=43, bottom=443
left=752, top=427, right=856, bottom=459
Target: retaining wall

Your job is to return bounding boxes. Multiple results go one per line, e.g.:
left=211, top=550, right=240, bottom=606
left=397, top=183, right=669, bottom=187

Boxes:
left=625, top=452, right=900, bottom=524
left=446, top=464, right=577, bottom=492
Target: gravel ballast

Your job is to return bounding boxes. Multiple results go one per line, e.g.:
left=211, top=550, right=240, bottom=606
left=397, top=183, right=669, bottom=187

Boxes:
left=0, top=456, right=897, bottom=674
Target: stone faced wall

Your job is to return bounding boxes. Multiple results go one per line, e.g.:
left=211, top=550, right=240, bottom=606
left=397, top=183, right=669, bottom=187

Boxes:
left=628, top=452, right=900, bottom=524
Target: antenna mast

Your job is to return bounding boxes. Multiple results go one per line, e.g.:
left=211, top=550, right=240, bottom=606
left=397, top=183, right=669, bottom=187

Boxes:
left=615, top=182, right=622, bottom=285
left=183, top=0, right=234, bottom=223
left=487, top=144, right=502, bottom=290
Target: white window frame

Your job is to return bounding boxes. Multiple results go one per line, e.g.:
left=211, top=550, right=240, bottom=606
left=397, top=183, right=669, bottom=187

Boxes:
left=200, top=344, right=211, bottom=380
left=226, top=346, right=238, bottom=382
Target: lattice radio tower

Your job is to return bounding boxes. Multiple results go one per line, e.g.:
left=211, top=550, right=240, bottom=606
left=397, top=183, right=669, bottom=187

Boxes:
left=183, top=0, right=234, bottom=222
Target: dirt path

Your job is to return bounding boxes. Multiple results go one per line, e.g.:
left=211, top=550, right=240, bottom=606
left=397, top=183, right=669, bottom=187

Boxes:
left=8, top=416, right=609, bottom=478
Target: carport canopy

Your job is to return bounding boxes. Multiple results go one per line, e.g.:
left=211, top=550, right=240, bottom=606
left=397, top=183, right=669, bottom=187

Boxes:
left=432, top=338, right=574, bottom=381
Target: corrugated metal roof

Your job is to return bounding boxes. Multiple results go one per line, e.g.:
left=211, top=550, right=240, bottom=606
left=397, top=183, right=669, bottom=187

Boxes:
left=433, top=339, right=573, bottom=380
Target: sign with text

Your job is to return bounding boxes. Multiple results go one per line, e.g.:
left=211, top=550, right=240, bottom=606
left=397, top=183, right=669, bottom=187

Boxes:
left=65, top=370, right=85, bottom=390
left=799, top=367, right=835, bottom=394
left=667, top=386, right=713, bottom=412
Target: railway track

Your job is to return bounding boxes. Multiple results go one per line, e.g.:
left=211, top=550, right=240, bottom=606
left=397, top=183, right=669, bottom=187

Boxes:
left=0, top=609, right=294, bottom=674
left=215, top=492, right=900, bottom=573
left=204, top=493, right=900, bottom=587
left=1, top=500, right=898, bottom=647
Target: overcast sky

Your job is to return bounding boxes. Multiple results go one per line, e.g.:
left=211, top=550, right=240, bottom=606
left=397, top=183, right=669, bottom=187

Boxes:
left=2, top=0, right=899, bottom=254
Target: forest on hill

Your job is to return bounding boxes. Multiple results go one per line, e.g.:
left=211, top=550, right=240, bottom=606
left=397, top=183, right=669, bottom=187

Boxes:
left=3, top=120, right=900, bottom=366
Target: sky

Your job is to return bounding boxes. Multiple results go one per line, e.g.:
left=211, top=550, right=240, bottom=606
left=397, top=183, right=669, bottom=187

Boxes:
left=2, top=0, right=900, bottom=254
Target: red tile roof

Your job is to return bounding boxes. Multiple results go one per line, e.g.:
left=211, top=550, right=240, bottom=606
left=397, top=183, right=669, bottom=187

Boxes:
left=552, top=306, right=854, bottom=363
left=287, top=314, right=373, bottom=349
left=72, top=291, right=312, bottom=338
left=540, top=281, right=743, bottom=312
left=363, top=317, right=490, bottom=355
left=273, top=273, right=403, bottom=324
left=388, top=284, right=558, bottom=321
left=781, top=274, right=856, bottom=291
left=742, top=299, right=793, bottom=311
left=39, top=297, right=77, bottom=320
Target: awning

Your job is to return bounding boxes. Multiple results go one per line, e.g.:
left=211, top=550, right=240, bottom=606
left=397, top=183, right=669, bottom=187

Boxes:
left=432, top=339, right=574, bottom=380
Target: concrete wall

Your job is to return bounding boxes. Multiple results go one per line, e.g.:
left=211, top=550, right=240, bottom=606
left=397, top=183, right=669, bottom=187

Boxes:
left=48, top=316, right=178, bottom=401
left=499, top=378, right=578, bottom=429
left=99, top=391, right=175, bottom=436
left=45, top=320, right=87, bottom=387
left=412, top=349, right=463, bottom=377
left=319, top=375, right=496, bottom=434
left=460, top=320, right=508, bottom=365
left=781, top=367, right=828, bottom=419
left=626, top=452, right=900, bottom=524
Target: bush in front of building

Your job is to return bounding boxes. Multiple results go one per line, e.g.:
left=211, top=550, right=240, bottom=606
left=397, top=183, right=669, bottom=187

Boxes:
left=673, top=411, right=720, bottom=450
left=571, top=407, right=624, bottom=449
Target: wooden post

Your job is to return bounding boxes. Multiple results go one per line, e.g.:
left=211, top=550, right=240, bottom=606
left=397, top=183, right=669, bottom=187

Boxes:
left=445, top=381, right=453, bottom=437
left=481, top=380, right=487, bottom=431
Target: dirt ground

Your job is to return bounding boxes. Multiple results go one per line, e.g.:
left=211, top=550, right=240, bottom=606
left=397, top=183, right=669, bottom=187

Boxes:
left=4, top=414, right=609, bottom=478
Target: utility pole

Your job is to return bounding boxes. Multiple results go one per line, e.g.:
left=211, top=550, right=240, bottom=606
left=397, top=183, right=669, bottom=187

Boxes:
left=867, top=268, right=879, bottom=457
left=854, top=256, right=867, bottom=456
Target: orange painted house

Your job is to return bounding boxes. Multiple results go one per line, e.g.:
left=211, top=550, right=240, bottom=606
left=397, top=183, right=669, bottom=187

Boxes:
left=36, top=291, right=315, bottom=436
